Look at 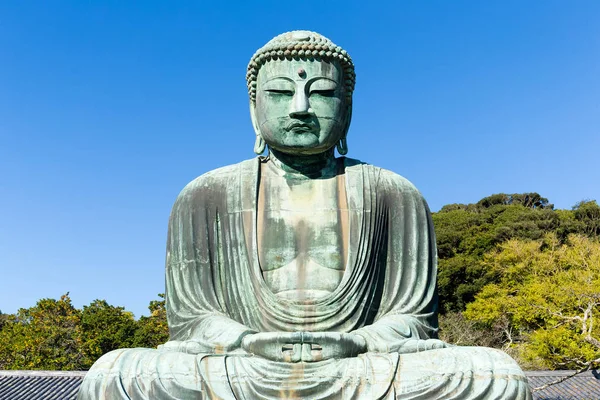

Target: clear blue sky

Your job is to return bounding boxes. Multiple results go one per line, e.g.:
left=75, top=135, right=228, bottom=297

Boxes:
left=1, top=1, right=598, bottom=318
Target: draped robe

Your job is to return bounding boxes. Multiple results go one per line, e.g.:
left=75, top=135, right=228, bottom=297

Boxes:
left=78, top=157, right=532, bottom=399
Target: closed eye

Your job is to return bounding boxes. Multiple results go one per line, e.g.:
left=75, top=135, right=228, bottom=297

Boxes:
left=266, top=89, right=294, bottom=96
left=309, top=89, right=335, bottom=97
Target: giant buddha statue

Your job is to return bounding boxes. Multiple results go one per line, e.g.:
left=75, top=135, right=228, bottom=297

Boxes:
left=79, top=31, right=532, bottom=399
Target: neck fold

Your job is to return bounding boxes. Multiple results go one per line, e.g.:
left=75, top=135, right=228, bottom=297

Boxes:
left=267, top=148, right=338, bottom=179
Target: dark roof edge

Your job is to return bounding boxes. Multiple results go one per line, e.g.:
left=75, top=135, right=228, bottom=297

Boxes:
left=0, top=370, right=87, bottom=377
left=1, top=369, right=598, bottom=378
left=525, top=369, right=599, bottom=377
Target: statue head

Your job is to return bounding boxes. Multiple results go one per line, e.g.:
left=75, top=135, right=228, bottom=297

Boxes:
left=247, top=31, right=355, bottom=156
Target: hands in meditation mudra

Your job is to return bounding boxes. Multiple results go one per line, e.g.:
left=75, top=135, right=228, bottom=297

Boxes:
left=79, top=31, right=532, bottom=399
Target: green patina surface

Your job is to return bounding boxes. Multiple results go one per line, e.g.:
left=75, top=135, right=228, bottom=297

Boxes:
left=78, top=31, right=533, bottom=399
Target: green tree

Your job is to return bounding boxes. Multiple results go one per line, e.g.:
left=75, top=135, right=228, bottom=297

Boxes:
left=573, top=200, right=600, bottom=237
left=0, top=311, right=8, bottom=331
left=476, top=193, right=552, bottom=210
left=438, top=311, right=503, bottom=348
left=464, top=234, right=600, bottom=370
left=79, top=299, right=138, bottom=368
left=0, top=294, right=82, bottom=370
left=0, top=294, right=164, bottom=370
left=433, top=194, right=562, bottom=312
left=133, top=294, right=169, bottom=348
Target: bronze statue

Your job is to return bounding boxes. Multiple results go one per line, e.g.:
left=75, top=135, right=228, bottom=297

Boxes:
left=78, top=31, right=532, bottom=399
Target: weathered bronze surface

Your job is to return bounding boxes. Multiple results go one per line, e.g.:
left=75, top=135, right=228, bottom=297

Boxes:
left=78, top=31, right=533, bottom=399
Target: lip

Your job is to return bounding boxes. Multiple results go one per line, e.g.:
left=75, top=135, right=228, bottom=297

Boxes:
left=286, top=122, right=316, bottom=132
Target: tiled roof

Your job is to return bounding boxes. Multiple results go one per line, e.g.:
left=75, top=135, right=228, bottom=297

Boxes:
left=526, top=370, right=600, bottom=400
left=0, top=371, right=85, bottom=400
left=0, top=369, right=598, bottom=399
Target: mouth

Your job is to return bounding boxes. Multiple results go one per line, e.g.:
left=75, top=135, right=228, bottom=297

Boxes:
left=286, top=122, right=316, bottom=133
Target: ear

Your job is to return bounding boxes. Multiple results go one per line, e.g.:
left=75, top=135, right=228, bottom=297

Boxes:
left=342, top=104, right=352, bottom=139
left=250, top=102, right=261, bottom=138
left=250, top=102, right=266, bottom=154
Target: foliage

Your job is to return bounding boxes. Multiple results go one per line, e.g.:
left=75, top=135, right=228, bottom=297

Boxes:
left=79, top=300, right=138, bottom=367
left=464, top=234, right=600, bottom=370
left=0, top=311, right=8, bottom=331
left=438, top=311, right=503, bottom=348
left=0, top=294, right=82, bottom=370
left=432, top=193, right=596, bottom=312
left=132, top=293, right=169, bottom=348
left=573, top=200, right=600, bottom=237
left=0, top=294, right=169, bottom=370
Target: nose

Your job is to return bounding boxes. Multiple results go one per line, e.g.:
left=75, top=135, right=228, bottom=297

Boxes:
left=289, top=90, right=311, bottom=118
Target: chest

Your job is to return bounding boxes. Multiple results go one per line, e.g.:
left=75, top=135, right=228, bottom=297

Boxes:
left=257, top=167, right=349, bottom=273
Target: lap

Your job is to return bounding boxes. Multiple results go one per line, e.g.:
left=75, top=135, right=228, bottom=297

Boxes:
left=78, top=348, right=234, bottom=400
left=78, top=346, right=531, bottom=400
left=395, top=347, right=531, bottom=399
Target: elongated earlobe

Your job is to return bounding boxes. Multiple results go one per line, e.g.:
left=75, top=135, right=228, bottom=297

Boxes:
left=336, top=137, right=348, bottom=155
left=337, top=104, right=351, bottom=156
left=250, top=102, right=266, bottom=155
left=254, top=135, right=266, bottom=154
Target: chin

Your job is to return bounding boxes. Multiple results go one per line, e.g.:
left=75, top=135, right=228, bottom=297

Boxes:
left=283, top=147, right=336, bottom=157
left=269, top=141, right=320, bottom=153
left=283, top=139, right=338, bottom=154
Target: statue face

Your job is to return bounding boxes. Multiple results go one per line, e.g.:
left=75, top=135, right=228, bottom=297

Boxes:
left=253, top=59, right=349, bottom=155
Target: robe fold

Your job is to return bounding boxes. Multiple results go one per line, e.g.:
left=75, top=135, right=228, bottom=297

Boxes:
left=78, top=157, right=532, bottom=399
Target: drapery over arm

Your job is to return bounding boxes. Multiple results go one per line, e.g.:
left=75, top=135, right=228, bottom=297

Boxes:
left=164, top=174, right=256, bottom=353
left=354, top=171, right=439, bottom=352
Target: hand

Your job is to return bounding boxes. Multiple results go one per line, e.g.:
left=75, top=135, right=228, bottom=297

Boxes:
left=241, top=331, right=368, bottom=363
left=395, top=338, right=450, bottom=354
left=241, top=332, right=303, bottom=362
left=300, top=332, right=368, bottom=362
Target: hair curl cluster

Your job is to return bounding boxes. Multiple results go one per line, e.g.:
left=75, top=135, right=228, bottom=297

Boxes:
left=246, top=31, right=355, bottom=104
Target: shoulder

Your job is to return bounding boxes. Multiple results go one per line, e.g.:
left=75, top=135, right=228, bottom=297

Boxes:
left=343, top=157, right=423, bottom=198
left=174, top=158, right=257, bottom=204
left=346, top=158, right=432, bottom=216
